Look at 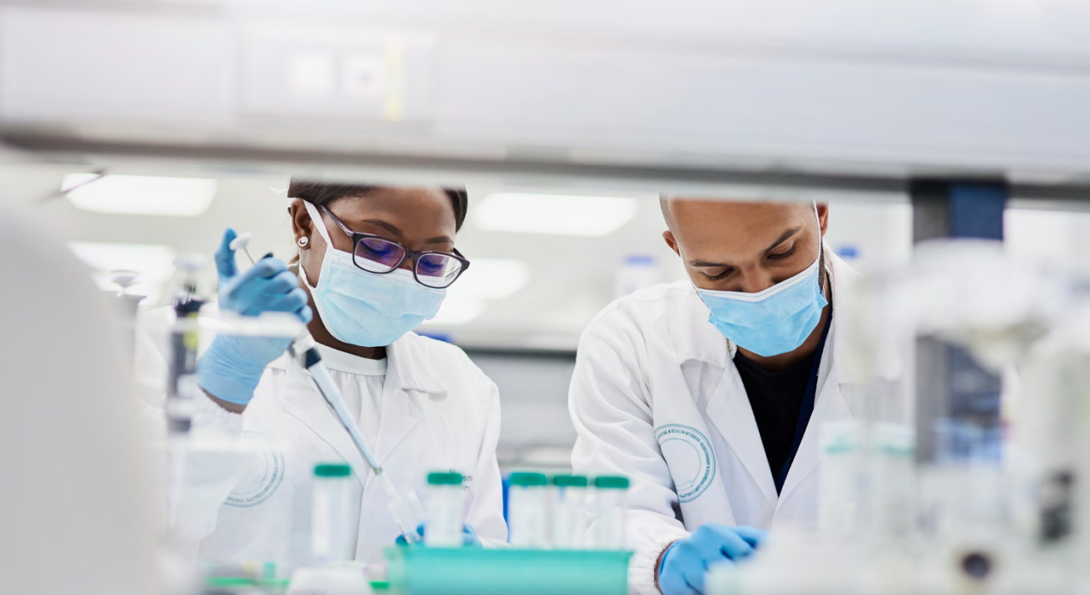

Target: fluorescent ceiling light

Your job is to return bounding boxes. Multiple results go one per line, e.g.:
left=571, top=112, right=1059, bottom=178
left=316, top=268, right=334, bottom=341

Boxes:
left=62, top=173, right=217, bottom=217
left=473, top=193, right=639, bottom=236
left=455, top=259, right=531, bottom=299
left=68, top=242, right=177, bottom=302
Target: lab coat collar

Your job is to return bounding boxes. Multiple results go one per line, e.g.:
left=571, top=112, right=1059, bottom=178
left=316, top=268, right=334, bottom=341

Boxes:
left=268, top=332, right=449, bottom=395
left=385, top=332, right=450, bottom=395
left=314, top=345, right=387, bottom=376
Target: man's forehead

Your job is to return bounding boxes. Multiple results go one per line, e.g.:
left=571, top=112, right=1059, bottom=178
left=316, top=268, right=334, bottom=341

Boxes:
left=666, top=198, right=811, bottom=229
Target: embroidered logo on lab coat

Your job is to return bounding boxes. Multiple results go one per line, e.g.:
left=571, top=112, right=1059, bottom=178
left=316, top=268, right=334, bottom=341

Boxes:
left=655, top=424, right=717, bottom=503
left=226, top=432, right=286, bottom=508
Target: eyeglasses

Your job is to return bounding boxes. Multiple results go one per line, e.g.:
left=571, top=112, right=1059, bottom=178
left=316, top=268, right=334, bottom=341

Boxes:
left=319, top=205, right=470, bottom=289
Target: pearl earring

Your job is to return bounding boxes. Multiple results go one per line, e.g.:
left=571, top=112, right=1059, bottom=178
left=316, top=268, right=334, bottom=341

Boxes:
left=298, top=236, right=309, bottom=247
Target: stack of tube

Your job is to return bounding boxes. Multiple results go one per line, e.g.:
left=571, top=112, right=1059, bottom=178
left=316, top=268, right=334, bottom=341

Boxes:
left=505, top=471, right=630, bottom=550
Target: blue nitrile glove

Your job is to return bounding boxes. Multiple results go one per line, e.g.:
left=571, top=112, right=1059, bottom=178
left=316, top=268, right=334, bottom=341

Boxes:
left=657, top=524, right=767, bottom=595
left=395, top=522, right=481, bottom=547
left=197, top=229, right=312, bottom=405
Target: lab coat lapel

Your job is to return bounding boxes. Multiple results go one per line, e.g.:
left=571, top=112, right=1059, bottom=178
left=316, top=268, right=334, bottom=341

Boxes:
left=370, top=339, right=429, bottom=478
left=278, top=358, right=370, bottom=488
left=776, top=251, right=861, bottom=504
left=777, top=333, right=853, bottom=505
left=705, top=362, right=779, bottom=508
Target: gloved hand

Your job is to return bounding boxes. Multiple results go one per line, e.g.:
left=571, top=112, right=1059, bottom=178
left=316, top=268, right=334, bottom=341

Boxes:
left=395, top=522, right=481, bottom=547
left=198, top=229, right=312, bottom=405
left=657, top=524, right=767, bottom=595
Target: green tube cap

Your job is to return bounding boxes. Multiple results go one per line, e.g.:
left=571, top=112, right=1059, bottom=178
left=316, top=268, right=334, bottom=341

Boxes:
left=428, top=471, right=464, bottom=486
left=551, top=474, right=589, bottom=488
left=314, top=463, right=352, bottom=477
left=508, top=472, right=548, bottom=487
left=594, top=476, right=630, bottom=489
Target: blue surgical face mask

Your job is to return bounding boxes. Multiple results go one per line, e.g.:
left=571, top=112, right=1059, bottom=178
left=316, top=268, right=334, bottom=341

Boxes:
left=299, top=200, right=446, bottom=347
left=696, top=249, right=828, bottom=358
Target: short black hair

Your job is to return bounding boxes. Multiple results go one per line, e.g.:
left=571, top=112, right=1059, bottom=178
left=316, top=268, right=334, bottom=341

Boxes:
left=287, top=179, right=468, bottom=231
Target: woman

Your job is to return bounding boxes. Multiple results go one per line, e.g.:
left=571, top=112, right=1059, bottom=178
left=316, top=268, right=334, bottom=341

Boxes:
left=176, top=181, right=506, bottom=568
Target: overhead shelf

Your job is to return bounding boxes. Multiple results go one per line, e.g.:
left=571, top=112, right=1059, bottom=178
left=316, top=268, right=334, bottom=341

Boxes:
left=3, top=1, right=1090, bottom=202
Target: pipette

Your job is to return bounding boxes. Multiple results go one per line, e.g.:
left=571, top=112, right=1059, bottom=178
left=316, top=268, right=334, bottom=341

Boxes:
left=229, top=232, right=256, bottom=264
left=287, top=333, right=424, bottom=544
left=231, top=231, right=423, bottom=544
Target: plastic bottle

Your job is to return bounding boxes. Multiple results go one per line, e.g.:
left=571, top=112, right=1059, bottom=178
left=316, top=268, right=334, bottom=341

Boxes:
left=550, top=474, right=588, bottom=549
left=593, top=476, right=629, bottom=549
left=311, top=463, right=355, bottom=564
left=508, top=472, right=549, bottom=548
left=425, top=471, right=465, bottom=548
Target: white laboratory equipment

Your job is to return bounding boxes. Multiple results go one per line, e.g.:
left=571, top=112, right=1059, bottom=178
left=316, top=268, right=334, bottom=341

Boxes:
left=592, top=476, right=629, bottom=550
left=286, top=463, right=373, bottom=595
left=166, top=261, right=204, bottom=437
left=311, top=463, right=356, bottom=564
left=508, top=472, right=549, bottom=548
left=425, top=471, right=466, bottom=548
left=550, top=474, right=588, bottom=549
left=286, top=566, right=373, bottom=595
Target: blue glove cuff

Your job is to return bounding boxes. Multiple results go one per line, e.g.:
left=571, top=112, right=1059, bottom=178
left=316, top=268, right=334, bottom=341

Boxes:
left=197, top=336, right=269, bottom=405
left=462, top=523, right=481, bottom=547
left=657, top=540, right=678, bottom=580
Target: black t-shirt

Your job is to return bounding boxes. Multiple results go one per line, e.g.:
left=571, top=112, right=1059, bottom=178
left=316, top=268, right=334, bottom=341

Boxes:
left=733, top=348, right=817, bottom=494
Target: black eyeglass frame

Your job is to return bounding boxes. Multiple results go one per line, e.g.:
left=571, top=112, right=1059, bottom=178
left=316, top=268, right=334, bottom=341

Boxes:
left=318, top=204, right=471, bottom=288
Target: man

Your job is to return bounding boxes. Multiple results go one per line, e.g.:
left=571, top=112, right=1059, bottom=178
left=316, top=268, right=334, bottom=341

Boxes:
left=569, top=198, right=862, bottom=595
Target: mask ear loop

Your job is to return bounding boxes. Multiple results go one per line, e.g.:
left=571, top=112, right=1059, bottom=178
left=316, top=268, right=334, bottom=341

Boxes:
left=302, top=200, right=335, bottom=246
left=813, top=201, right=829, bottom=295
left=298, top=200, right=336, bottom=291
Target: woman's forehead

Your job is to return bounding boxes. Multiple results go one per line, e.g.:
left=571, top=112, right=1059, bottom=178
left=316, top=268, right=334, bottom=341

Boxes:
left=329, top=187, right=455, bottom=227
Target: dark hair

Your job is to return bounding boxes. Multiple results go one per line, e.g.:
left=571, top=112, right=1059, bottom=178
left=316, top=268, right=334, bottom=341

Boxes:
left=287, top=179, right=468, bottom=231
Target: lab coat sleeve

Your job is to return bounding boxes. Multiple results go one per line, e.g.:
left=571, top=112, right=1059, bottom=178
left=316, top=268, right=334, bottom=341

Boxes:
left=569, top=331, right=690, bottom=595
left=464, top=379, right=509, bottom=546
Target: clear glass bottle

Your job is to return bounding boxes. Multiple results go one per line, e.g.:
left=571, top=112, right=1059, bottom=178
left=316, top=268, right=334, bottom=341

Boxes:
left=425, top=471, right=465, bottom=548
left=593, top=476, right=629, bottom=549
left=311, top=463, right=355, bottom=565
left=508, top=472, right=549, bottom=548
left=550, top=474, right=588, bottom=549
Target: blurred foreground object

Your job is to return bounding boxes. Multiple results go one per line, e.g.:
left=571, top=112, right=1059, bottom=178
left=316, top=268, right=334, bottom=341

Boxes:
left=0, top=205, right=161, bottom=594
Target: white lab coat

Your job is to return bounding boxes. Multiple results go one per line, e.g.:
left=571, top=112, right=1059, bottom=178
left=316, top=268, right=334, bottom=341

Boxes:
left=569, top=253, right=863, bottom=595
left=141, top=326, right=508, bottom=568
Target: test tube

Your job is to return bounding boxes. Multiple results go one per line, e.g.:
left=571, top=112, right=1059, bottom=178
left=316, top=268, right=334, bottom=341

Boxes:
left=311, top=463, right=354, bottom=565
left=593, top=476, right=629, bottom=549
left=508, top=472, right=549, bottom=548
left=550, top=474, right=588, bottom=549
left=425, top=471, right=466, bottom=548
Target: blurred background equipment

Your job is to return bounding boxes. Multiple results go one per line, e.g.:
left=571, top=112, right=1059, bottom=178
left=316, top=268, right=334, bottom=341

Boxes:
left=0, top=204, right=161, bottom=595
